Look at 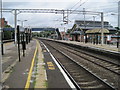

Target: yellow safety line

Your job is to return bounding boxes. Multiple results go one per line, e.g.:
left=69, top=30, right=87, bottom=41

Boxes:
left=24, top=40, right=38, bottom=89
left=4, top=42, right=13, bottom=46
left=47, top=62, right=55, bottom=70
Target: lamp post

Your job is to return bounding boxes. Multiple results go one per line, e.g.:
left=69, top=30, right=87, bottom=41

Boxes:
left=93, top=16, right=96, bottom=28
left=0, top=0, right=2, bottom=89
left=17, top=20, right=27, bottom=57
left=17, top=20, right=27, bottom=28
left=101, top=12, right=104, bottom=45
left=83, top=8, right=86, bottom=28
left=110, top=13, right=119, bottom=48
left=111, top=1, right=120, bottom=51
left=28, top=26, right=31, bottom=43
left=118, top=1, right=120, bottom=51
left=93, top=16, right=96, bottom=44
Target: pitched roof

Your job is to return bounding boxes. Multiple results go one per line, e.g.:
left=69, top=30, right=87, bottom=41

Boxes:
left=86, top=28, right=109, bottom=34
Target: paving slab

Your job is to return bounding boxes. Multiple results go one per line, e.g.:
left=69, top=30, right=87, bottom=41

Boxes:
left=61, top=40, right=120, bottom=53
left=39, top=41, right=71, bottom=89
left=34, top=40, right=47, bottom=88
left=3, top=40, right=36, bottom=88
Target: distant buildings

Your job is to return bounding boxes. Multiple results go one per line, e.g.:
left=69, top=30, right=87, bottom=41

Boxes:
left=69, top=20, right=118, bottom=44
left=31, top=28, right=55, bottom=32
left=74, top=20, right=116, bottom=33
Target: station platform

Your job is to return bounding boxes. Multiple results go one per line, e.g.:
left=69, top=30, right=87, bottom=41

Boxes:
left=2, top=39, right=74, bottom=89
left=39, top=41, right=72, bottom=89
left=3, top=38, right=119, bottom=89
left=2, top=40, right=37, bottom=88
left=39, top=37, right=120, bottom=60
left=57, top=40, right=120, bottom=53
left=39, top=37, right=120, bottom=54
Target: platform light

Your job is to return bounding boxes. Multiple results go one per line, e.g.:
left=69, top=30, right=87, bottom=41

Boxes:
left=17, top=20, right=27, bottom=28
left=0, top=0, right=2, bottom=89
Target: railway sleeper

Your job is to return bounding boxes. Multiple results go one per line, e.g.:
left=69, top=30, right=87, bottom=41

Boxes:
left=79, top=80, right=97, bottom=85
left=79, top=83, right=103, bottom=88
left=80, top=84, right=108, bottom=90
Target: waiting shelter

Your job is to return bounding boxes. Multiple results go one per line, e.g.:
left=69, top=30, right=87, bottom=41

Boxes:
left=85, top=28, right=109, bottom=44
left=71, top=31, right=84, bottom=41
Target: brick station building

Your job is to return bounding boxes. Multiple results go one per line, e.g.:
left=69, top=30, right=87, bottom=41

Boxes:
left=0, top=18, right=8, bottom=28
left=70, top=20, right=118, bottom=44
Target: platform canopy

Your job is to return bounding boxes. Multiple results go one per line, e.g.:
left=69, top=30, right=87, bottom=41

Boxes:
left=86, top=28, right=109, bottom=34
left=70, top=31, right=84, bottom=35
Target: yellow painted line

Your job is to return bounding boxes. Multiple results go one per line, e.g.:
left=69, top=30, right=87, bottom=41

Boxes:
left=4, top=42, right=13, bottom=46
left=47, top=62, right=55, bottom=70
left=49, top=67, right=55, bottom=70
left=47, top=62, right=53, bottom=65
left=24, top=41, right=38, bottom=89
left=43, top=50, right=47, bottom=52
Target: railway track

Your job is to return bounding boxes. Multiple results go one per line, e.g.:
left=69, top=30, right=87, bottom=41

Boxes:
left=57, top=43, right=120, bottom=75
left=40, top=39, right=119, bottom=90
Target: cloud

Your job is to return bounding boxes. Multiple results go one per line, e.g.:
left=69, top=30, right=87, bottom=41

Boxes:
left=4, top=0, right=118, bottom=3
left=3, top=2, right=31, bottom=9
left=2, top=0, right=119, bottom=31
left=3, top=2, right=72, bottom=9
left=3, top=0, right=78, bottom=2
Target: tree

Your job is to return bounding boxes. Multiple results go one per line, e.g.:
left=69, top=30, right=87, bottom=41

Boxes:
left=3, top=31, right=12, bottom=40
left=115, top=27, right=120, bottom=30
left=5, top=25, right=12, bottom=28
left=67, top=29, right=72, bottom=33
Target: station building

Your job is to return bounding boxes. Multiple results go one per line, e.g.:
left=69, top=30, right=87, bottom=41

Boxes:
left=0, top=18, right=8, bottom=28
left=70, top=20, right=117, bottom=44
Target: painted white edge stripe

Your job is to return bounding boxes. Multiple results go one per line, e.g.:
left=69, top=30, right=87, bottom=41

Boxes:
left=44, top=70, right=47, bottom=81
left=42, top=42, right=76, bottom=89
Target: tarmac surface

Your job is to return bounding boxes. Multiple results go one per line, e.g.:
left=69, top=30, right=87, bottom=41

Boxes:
left=57, top=40, right=119, bottom=53
left=2, top=40, right=36, bottom=88
left=40, top=41, right=71, bottom=89
left=2, top=39, right=72, bottom=89
left=2, top=43, right=18, bottom=72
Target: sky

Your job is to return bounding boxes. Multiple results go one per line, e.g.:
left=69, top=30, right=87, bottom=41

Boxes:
left=2, top=0, right=120, bottom=31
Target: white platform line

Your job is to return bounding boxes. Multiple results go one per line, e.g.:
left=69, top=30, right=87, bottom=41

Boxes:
left=42, top=42, right=76, bottom=89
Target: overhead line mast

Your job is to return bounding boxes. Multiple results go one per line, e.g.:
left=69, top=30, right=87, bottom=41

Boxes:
left=2, top=8, right=104, bottom=45
left=0, top=0, right=2, bottom=89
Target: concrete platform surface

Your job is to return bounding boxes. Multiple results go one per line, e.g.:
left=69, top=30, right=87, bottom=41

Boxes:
left=2, top=39, right=74, bottom=89
left=53, top=40, right=120, bottom=55
left=2, top=40, right=36, bottom=88
left=39, top=41, right=73, bottom=89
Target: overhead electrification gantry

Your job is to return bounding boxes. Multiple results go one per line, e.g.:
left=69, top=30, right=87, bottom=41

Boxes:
left=2, top=9, right=104, bottom=45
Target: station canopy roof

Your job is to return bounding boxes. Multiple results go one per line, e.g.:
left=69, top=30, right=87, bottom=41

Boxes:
left=71, top=31, right=84, bottom=35
left=86, top=28, right=109, bottom=34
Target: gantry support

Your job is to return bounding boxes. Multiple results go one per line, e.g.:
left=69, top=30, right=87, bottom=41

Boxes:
left=2, top=9, right=104, bottom=45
